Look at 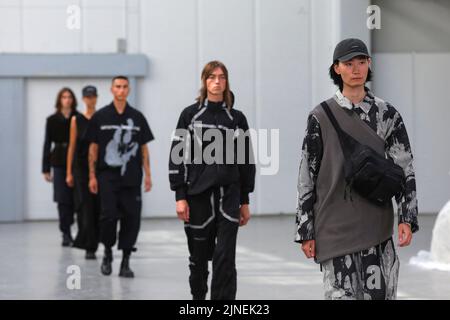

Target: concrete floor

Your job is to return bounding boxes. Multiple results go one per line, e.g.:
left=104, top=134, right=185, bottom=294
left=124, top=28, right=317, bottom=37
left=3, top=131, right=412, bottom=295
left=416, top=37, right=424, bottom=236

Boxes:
left=0, top=214, right=448, bottom=300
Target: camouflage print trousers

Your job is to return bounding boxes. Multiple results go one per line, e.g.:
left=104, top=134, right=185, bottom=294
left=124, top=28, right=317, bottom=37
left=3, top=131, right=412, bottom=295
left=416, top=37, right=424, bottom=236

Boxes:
left=322, top=237, right=400, bottom=300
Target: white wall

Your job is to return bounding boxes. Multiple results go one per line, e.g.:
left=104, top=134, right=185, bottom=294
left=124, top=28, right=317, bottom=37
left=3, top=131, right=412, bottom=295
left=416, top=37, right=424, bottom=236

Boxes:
left=0, top=0, right=137, bottom=54
left=373, top=53, right=450, bottom=214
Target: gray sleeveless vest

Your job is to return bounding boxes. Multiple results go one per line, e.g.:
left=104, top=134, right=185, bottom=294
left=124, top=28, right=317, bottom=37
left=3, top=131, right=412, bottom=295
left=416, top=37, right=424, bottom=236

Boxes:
left=311, top=98, right=394, bottom=263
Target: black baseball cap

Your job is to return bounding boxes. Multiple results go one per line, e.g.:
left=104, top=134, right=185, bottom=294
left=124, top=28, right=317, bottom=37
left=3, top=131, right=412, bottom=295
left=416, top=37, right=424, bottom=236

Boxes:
left=333, top=38, right=370, bottom=62
left=82, top=85, right=97, bottom=97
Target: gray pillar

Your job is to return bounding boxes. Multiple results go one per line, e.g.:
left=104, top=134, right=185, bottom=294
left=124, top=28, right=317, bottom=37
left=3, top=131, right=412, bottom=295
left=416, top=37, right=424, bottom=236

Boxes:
left=0, top=78, right=25, bottom=221
left=128, top=76, right=137, bottom=107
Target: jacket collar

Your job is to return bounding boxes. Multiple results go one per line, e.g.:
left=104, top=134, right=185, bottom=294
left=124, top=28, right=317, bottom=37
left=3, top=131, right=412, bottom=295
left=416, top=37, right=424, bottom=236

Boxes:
left=334, top=87, right=375, bottom=114
left=205, top=98, right=226, bottom=107
left=109, top=101, right=130, bottom=115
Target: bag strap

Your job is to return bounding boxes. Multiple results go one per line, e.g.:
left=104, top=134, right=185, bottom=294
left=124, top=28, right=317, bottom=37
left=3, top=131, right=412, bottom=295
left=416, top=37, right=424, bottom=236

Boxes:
left=320, top=101, right=355, bottom=160
left=328, top=98, right=386, bottom=147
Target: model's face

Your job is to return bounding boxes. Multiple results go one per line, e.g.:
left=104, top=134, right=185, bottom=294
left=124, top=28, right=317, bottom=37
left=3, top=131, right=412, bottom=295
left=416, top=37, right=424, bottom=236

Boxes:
left=206, top=67, right=226, bottom=98
left=83, top=96, right=97, bottom=109
left=334, top=57, right=371, bottom=88
left=111, top=79, right=129, bottom=101
left=60, top=91, right=73, bottom=110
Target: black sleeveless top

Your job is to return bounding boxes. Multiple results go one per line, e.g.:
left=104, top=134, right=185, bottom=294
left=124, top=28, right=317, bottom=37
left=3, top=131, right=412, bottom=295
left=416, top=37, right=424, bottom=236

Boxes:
left=74, top=113, right=91, bottom=171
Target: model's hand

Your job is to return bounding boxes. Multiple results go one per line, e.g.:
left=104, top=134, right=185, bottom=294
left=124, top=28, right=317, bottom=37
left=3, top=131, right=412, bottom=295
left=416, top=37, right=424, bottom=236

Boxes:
left=66, top=173, right=74, bottom=188
left=398, top=223, right=412, bottom=247
left=239, top=204, right=250, bottom=226
left=144, top=175, right=152, bottom=192
left=43, top=172, right=53, bottom=182
left=302, top=240, right=316, bottom=259
left=89, top=177, right=98, bottom=194
left=176, top=200, right=189, bottom=222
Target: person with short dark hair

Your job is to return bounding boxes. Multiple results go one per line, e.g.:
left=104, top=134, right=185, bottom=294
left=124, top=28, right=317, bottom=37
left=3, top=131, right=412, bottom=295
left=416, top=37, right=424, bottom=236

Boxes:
left=295, top=38, right=419, bottom=299
left=86, top=77, right=154, bottom=278
left=111, top=75, right=129, bottom=84
left=66, top=85, right=100, bottom=259
left=42, top=87, right=78, bottom=246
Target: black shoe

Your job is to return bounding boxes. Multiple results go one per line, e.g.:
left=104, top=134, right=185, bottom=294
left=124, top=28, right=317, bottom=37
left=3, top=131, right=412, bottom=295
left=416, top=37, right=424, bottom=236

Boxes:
left=119, top=255, right=134, bottom=278
left=101, top=249, right=113, bottom=276
left=61, top=233, right=73, bottom=247
left=85, top=251, right=97, bottom=260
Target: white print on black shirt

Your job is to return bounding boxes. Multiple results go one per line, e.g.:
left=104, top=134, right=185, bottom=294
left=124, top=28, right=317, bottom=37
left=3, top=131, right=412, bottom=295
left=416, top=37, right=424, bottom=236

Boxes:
left=103, top=118, right=140, bottom=175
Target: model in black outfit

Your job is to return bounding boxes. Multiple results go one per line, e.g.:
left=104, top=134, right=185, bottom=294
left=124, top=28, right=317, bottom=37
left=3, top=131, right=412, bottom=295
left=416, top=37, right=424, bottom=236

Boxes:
left=86, top=76, right=154, bottom=278
left=66, top=85, right=100, bottom=259
left=169, top=61, right=256, bottom=300
left=42, top=87, right=78, bottom=247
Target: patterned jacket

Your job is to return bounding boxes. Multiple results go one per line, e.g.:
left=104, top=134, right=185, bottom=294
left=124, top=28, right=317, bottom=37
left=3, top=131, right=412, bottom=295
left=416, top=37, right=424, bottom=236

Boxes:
left=295, top=88, right=419, bottom=243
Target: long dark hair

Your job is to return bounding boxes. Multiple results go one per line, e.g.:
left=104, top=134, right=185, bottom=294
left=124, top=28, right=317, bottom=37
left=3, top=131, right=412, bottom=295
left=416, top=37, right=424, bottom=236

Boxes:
left=329, top=56, right=373, bottom=92
left=54, top=87, right=77, bottom=114
left=197, top=61, right=233, bottom=109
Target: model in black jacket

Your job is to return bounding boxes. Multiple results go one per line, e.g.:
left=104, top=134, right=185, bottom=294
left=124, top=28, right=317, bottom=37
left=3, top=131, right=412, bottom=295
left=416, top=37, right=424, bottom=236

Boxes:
left=42, top=87, right=78, bottom=247
left=169, top=98, right=255, bottom=204
left=169, top=61, right=255, bottom=300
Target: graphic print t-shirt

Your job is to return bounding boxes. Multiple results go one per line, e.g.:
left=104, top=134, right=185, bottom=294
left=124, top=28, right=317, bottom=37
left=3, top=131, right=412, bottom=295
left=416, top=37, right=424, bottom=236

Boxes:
left=86, top=102, right=154, bottom=186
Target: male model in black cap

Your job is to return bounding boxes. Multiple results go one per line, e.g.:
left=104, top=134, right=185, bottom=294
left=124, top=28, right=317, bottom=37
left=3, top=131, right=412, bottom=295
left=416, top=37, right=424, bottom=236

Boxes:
left=86, top=76, right=154, bottom=277
left=67, top=85, right=100, bottom=259
left=169, top=61, right=255, bottom=300
left=295, top=38, right=419, bottom=299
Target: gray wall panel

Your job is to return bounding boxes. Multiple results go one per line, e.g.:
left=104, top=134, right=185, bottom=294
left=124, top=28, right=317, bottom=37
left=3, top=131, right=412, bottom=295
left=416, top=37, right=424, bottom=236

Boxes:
left=0, top=78, right=24, bottom=221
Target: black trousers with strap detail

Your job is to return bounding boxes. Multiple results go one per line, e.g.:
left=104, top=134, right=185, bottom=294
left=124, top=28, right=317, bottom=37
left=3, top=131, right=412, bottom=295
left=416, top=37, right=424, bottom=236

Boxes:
left=184, top=182, right=241, bottom=300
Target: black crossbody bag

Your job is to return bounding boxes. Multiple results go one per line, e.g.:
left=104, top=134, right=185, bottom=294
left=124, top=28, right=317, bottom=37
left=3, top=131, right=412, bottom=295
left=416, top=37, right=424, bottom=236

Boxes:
left=320, top=101, right=405, bottom=206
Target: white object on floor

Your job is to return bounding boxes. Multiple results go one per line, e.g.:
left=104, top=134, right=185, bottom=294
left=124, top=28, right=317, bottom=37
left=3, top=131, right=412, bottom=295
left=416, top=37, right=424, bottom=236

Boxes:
left=409, top=250, right=450, bottom=272
left=431, top=200, right=450, bottom=264
left=409, top=200, right=450, bottom=271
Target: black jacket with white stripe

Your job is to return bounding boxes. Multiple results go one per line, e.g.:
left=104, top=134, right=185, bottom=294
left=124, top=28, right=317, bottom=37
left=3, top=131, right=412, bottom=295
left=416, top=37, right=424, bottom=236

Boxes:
left=169, top=100, right=255, bottom=205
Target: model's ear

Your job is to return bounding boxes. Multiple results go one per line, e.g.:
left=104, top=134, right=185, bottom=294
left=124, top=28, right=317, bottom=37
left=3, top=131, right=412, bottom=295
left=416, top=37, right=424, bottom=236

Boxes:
left=333, top=62, right=341, bottom=75
left=367, top=57, right=372, bottom=67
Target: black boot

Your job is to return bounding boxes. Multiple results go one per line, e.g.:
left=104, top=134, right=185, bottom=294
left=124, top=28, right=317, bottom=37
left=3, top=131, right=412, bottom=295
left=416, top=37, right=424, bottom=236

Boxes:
left=61, top=233, right=73, bottom=247
left=101, top=247, right=113, bottom=276
left=119, top=251, right=134, bottom=278
left=85, top=250, right=97, bottom=260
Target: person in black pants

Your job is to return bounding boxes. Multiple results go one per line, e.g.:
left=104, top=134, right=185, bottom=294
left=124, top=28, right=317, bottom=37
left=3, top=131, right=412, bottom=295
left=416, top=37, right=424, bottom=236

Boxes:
left=42, top=87, right=78, bottom=247
left=66, top=85, right=101, bottom=259
left=169, top=61, right=256, bottom=300
left=86, top=76, right=154, bottom=278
